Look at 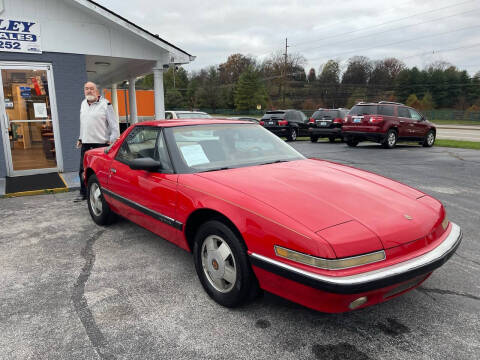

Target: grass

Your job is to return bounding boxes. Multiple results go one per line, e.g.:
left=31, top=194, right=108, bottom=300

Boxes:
left=430, top=119, right=480, bottom=126
left=434, top=139, right=480, bottom=150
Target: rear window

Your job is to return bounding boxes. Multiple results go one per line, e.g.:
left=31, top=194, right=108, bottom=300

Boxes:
left=262, top=111, right=285, bottom=120
left=349, top=105, right=378, bottom=116
left=312, top=110, right=339, bottom=119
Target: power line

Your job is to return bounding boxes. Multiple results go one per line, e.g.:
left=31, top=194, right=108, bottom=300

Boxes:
left=295, top=7, right=479, bottom=53
left=291, top=0, right=476, bottom=48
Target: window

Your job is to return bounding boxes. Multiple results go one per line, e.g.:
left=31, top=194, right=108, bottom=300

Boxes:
left=397, top=107, right=411, bottom=118
left=349, top=105, right=378, bottom=116
left=165, top=112, right=173, bottom=119
left=409, top=108, right=423, bottom=121
left=378, top=105, right=395, bottom=117
left=116, top=127, right=172, bottom=171
left=299, top=111, right=308, bottom=122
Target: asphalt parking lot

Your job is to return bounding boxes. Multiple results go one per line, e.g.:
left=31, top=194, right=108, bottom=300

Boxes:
left=1, top=141, right=479, bottom=360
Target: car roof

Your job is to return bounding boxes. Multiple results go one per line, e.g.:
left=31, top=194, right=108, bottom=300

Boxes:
left=136, top=119, right=253, bottom=127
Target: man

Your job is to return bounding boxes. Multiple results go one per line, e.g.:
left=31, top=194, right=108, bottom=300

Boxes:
left=76, top=82, right=120, bottom=201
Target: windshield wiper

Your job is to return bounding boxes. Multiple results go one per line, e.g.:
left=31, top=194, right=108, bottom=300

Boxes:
left=259, top=160, right=290, bottom=166
left=199, top=167, right=232, bottom=173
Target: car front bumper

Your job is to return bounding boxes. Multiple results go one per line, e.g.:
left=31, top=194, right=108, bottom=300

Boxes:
left=250, top=222, right=462, bottom=312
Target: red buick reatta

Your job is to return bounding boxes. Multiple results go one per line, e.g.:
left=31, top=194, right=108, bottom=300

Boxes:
left=83, top=119, right=461, bottom=313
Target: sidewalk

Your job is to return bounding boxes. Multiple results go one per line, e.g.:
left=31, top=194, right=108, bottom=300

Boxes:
left=435, top=124, right=480, bottom=130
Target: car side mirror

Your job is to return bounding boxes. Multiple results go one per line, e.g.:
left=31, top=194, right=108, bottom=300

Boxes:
left=128, top=157, right=162, bottom=172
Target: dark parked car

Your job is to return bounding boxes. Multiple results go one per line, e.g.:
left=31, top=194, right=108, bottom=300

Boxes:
left=342, top=101, right=436, bottom=149
left=260, top=110, right=309, bottom=141
left=308, top=108, right=349, bottom=143
left=227, top=116, right=260, bottom=123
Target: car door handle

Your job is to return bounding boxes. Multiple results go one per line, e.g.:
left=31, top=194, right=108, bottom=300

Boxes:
left=110, top=168, right=116, bottom=174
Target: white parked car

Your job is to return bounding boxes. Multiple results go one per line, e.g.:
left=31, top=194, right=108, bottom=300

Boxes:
left=165, top=111, right=212, bottom=119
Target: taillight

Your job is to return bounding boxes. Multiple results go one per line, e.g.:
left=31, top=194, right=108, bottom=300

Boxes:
left=259, top=120, right=264, bottom=126
left=278, top=120, right=288, bottom=126
left=369, top=116, right=384, bottom=124
left=309, top=117, right=315, bottom=123
left=333, top=118, right=343, bottom=124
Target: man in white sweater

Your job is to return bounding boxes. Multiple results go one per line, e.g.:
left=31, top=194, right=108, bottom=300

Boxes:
left=76, top=82, right=119, bottom=201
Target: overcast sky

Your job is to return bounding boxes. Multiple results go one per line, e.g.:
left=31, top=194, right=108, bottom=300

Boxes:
left=97, top=0, right=480, bottom=76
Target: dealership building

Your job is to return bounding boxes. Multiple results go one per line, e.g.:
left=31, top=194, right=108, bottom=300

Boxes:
left=0, top=0, right=193, bottom=193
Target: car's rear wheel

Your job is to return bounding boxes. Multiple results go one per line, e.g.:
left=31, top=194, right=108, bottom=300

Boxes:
left=346, top=139, right=359, bottom=147
left=310, top=135, right=318, bottom=143
left=382, top=129, right=397, bottom=149
left=287, top=128, right=297, bottom=141
left=193, top=220, right=256, bottom=307
left=87, top=174, right=114, bottom=225
left=422, top=130, right=435, bottom=147
left=328, top=136, right=336, bottom=143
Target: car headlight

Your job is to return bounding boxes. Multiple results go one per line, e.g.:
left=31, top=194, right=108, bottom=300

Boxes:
left=274, top=245, right=386, bottom=270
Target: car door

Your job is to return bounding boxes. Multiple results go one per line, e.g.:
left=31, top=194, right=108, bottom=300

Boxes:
left=408, top=108, right=429, bottom=138
left=106, top=126, right=181, bottom=244
left=298, top=111, right=309, bottom=136
left=397, top=106, right=414, bottom=138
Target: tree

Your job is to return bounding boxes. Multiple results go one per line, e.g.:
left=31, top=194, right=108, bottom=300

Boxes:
left=420, top=92, right=435, bottom=110
left=165, top=89, right=184, bottom=108
left=218, top=53, right=256, bottom=85
left=234, top=66, right=268, bottom=111
left=197, top=66, right=224, bottom=110
left=342, top=56, right=372, bottom=85
left=406, top=94, right=421, bottom=109
left=317, top=60, right=341, bottom=107
left=307, top=68, right=316, bottom=83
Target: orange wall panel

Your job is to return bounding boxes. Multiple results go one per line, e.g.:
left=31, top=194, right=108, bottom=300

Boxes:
left=104, top=89, right=155, bottom=117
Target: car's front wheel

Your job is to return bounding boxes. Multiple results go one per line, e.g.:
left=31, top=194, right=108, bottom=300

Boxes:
left=328, top=136, right=336, bottom=143
left=193, top=220, right=257, bottom=307
left=346, top=139, right=359, bottom=147
left=87, top=174, right=114, bottom=225
left=310, top=135, right=318, bottom=143
left=422, top=130, right=435, bottom=147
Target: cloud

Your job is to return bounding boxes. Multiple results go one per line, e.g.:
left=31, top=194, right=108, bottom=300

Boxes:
left=97, top=0, right=480, bottom=75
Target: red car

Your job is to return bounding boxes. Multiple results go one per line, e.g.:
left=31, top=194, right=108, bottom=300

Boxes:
left=342, top=101, right=436, bottom=148
left=83, top=119, right=461, bottom=313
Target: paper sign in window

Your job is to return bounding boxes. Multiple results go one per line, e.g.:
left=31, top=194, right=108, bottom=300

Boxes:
left=180, top=144, right=210, bottom=167
left=33, top=103, right=48, bottom=118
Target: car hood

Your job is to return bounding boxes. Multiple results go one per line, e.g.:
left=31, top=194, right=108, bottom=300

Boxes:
left=196, top=159, right=439, bottom=249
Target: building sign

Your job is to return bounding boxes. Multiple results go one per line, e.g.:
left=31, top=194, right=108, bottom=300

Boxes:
left=0, top=18, right=41, bottom=54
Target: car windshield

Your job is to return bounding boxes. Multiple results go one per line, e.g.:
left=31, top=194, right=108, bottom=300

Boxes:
left=312, top=110, right=339, bottom=119
left=177, top=112, right=212, bottom=119
left=168, top=123, right=305, bottom=173
left=349, top=105, right=378, bottom=116
left=262, top=112, right=285, bottom=119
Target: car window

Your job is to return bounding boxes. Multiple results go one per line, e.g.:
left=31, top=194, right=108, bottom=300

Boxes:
left=165, top=112, right=173, bottom=119
left=299, top=111, right=308, bottom=122
left=312, top=110, right=339, bottom=119
left=116, top=127, right=159, bottom=164
left=177, top=112, right=211, bottom=119
left=398, top=107, right=411, bottom=118
left=169, top=124, right=304, bottom=173
left=285, top=111, right=294, bottom=121
left=408, top=108, right=423, bottom=121
left=262, top=112, right=285, bottom=120
left=349, top=105, right=378, bottom=116
left=378, top=105, right=395, bottom=116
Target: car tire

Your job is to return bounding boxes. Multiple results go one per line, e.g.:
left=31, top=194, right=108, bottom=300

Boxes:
left=422, top=130, right=435, bottom=147
left=310, top=136, right=318, bottom=143
left=382, top=129, right=397, bottom=149
left=287, top=128, right=297, bottom=141
left=193, top=220, right=257, bottom=308
left=328, top=136, right=336, bottom=143
left=346, top=139, right=359, bottom=147
left=87, top=174, right=115, bottom=225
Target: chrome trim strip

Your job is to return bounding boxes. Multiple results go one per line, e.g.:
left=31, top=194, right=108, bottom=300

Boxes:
left=251, top=223, right=461, bottom=287
left=101, top=187, right=183, bottom=231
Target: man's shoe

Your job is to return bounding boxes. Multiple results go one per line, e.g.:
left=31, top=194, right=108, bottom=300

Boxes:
left=74, top=194, right=87, bottom=202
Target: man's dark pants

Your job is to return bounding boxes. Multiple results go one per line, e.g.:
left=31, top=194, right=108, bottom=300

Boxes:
left=79, top=143, right=107, bottom=197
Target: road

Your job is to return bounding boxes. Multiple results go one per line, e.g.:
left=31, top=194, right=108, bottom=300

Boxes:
left=436, top=125, right=480, bottom=142
left=0, top=143, right=479, bottom=360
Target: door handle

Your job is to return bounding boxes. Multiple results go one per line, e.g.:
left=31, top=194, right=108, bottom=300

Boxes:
left=110, top=168, right=116, bottom=174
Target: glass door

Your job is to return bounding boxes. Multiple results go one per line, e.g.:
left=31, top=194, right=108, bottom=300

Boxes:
left=0, top=63, right=62, bottom=176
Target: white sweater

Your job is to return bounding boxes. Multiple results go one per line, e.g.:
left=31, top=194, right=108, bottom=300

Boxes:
left=79, top=97, right=120, bottom=144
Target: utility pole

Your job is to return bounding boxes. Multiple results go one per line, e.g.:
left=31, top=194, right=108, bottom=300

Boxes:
left=283, top=37, right=289, bottom=107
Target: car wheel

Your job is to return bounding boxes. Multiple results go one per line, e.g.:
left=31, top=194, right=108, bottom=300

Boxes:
left=422, top=130, right=435, bottom=147
left=346, top=139, right=359, bottom=147
left=87, top=174, right=114, bottom=225
left=310, top=136, right=318, bottom=143
left=287, top=128, right=297, bottom=141
left=328, top=136, right=336, bottom=143
left=382, top=129, right=397, bottom=149
left=193, top=220, right=257, bottom=307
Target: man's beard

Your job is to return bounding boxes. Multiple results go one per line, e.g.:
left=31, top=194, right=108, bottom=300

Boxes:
left=85, top=94, right=97, bottom=102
